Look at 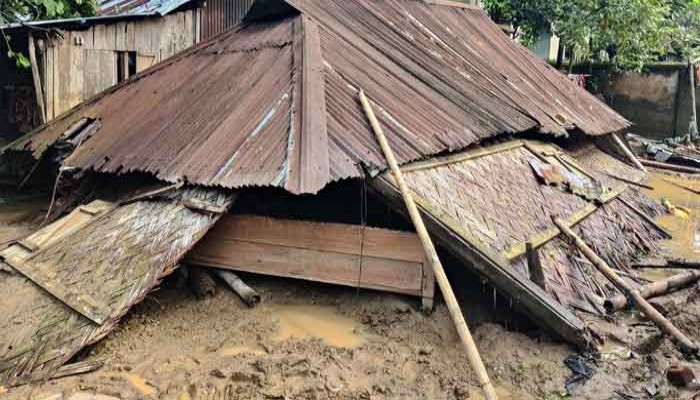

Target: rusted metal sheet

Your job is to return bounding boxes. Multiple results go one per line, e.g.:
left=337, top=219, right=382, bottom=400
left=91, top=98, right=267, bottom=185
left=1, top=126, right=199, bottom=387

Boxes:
left=200, top=0, right=256, bottom=39
left=7, top=0, right=630, bottom=195
left=99, top=0, right=192, bottom=16
left=0, top=188, right=233, bottom=387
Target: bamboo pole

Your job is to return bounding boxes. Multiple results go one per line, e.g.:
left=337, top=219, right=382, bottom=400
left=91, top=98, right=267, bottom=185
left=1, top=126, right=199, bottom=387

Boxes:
left=359, top=90, right=498, bottom=400
left=612, top=133, right=647, bottom=173
left=552, top=217, right=698, bottom=354
left=213, top=269, right=261, bottom=307
left=604, top=270, right=700, bottom=312
left=639, top=159, right=700, bottom=174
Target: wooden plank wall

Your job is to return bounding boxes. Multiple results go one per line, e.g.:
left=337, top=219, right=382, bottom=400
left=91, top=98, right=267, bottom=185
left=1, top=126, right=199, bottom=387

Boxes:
left=188, top=215, right=435, bottom=309
left=41, top=10, right=197, bottom=120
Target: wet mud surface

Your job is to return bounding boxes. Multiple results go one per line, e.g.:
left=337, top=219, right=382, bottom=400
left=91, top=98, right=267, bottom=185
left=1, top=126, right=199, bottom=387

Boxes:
left=2, top=170, right=700, bottom=399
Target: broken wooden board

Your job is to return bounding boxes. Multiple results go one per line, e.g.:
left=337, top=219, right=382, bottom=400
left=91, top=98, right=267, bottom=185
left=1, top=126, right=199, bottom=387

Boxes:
left=188, top=215, right=435, bottom=309
left=0, top=188, right=234, bottom=387
left=369, top=140, right=666, bottom=347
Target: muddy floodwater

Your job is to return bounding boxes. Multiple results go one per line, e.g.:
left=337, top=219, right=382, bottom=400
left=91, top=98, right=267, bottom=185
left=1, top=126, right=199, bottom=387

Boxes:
left=644, top=172, right=700, bottom=260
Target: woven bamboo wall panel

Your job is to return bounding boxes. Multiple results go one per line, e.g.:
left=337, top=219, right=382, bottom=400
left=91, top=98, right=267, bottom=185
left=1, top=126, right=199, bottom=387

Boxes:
left=0, top=188, right=232, bottom=386
left=401, top=142, right=664, bottom=314
left=403, top=146, right=589, bottom=255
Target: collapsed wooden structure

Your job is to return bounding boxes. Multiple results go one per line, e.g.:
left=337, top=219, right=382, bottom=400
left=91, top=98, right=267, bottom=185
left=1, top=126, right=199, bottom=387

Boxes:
left=0, top=0, right=680, bottom=387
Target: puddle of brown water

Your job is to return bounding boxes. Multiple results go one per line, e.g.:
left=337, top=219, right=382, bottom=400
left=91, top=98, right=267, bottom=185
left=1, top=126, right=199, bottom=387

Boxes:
left=124, top=373, right=157, bottom=396
left=600, top=337, right=631, bottom=360
left=218, top=344, right=266, bottom=357
left=269, top=304, right=366, bottom=348
left=644, top=173, right=700, bottom=259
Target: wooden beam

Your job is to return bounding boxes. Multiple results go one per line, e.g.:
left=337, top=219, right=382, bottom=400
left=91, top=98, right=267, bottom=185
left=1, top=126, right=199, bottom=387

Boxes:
left=503, top=186, right=626, bottom=260
left=553, top=217, right=698, bottom=355
left=359, top=90, right=498, bottom=400
left=526, top=242, right=546, bottom=290
left=399, top=141, right=524, bottom=173
left=28, top=33, right=47, bottom=125
left=640, top=159, right=700, bottom=174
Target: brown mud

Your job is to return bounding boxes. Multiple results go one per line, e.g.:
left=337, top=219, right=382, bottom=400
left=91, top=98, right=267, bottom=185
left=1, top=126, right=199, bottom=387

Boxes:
left=2, top=171, right=700, bottom=399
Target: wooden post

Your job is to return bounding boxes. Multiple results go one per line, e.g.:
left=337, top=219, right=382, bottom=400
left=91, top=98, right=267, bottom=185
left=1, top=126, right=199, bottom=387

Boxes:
left=639, top=159, right=700, bottom=174
left=611, top=133, right=647, bottom=173
left=28, top=33, right=46, bottom=125
left=359, top=90, right=498, bottom=400
left=526, top=242, right=546, bottom=290
left=604, top=270, right=700, bottom=312
left=553, top=217, right=698, bottom=354
left=689, top=62, right=698, bottom=140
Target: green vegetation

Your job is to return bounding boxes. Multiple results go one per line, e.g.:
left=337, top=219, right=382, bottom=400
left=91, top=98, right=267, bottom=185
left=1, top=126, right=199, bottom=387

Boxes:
left=484, top=0, right=700, bottom=70
left=1, top=0, right=98, bottom=68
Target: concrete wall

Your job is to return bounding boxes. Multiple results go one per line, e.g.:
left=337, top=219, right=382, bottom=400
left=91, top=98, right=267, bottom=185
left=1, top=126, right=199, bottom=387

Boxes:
left=587, top=64, right=699, bottom=139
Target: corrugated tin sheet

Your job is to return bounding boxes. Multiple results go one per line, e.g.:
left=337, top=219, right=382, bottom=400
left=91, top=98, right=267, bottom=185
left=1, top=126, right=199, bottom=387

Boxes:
left=7, top=0, right=631, bottom=194
left=201, top=0, right=256, bottom=39
left=99, top=0, right=193, bottom=16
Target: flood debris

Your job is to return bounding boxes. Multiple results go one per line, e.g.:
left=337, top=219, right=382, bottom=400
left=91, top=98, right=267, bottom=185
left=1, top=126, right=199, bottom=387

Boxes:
left=189, top=266, right=218, bottom=299
left=0, top=0, right=697, bottom=397
left=213, top=269, right=261, bottom=307
left=667, top=365, right=700, bottom=389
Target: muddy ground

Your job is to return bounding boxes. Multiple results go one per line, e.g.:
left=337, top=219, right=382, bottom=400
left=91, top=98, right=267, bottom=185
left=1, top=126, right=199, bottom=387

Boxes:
left=2, top=170, right=700, bottom=400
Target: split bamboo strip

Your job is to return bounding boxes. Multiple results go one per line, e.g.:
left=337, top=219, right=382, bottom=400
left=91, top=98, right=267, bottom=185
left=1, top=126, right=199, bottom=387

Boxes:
left=612, top=133, right=647, bottom=173
left=553, top=217, right=698, bottom=354
left=604, top=270, right=700, bottom=311
left=359, top=90, right=498, bottom=400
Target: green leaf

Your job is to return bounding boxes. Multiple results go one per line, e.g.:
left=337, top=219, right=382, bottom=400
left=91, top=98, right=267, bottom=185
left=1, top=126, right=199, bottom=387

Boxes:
left=14, top=52, right=30, bottom=69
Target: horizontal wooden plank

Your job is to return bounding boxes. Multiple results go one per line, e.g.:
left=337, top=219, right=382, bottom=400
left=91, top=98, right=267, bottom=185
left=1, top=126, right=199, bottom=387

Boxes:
left=188, top=238, right=425, bottom=296
left=400, top=141, right=524, bottom=173
left=203, top=215, right=426, bottom=263
left=502, top=185, right=628, bottom=260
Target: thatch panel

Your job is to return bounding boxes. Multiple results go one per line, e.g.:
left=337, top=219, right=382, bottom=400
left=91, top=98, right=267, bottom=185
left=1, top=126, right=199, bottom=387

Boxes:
left=0, top=188, right=233, bottom=386
left=403, top=146, right=589, bottom=256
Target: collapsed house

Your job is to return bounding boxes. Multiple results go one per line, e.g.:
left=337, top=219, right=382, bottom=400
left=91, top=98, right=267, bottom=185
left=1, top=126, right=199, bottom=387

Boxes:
left=0, top=0, right=671, bottom=387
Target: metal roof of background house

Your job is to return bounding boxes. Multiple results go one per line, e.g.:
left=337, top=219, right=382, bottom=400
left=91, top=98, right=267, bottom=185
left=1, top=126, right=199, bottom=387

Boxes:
left=98, top=0, right=195, bottom=16
left=7, top=0, right=631, bottom=194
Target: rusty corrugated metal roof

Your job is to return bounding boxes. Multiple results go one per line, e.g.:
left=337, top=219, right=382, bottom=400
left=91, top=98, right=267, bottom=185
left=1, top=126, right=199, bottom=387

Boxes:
left=7, top=0, right=631, bottom=194
left=98, top=0, right=194, bottom=16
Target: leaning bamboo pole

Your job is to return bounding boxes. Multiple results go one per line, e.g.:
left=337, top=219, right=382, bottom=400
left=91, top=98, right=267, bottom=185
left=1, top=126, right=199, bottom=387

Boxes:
left=604, top=270, right=700, bottom=312
left=359, top=90, right=498, bottom=400
left=553, top=217, right=698, bottom=354
left=612, top=133, right=647, bottom=173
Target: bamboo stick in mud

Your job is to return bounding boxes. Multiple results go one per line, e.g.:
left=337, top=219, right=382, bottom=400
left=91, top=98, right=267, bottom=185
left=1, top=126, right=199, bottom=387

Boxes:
left=553, top=217, right=698, bottom=355
left=359, top=89, right=499, bottom=400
